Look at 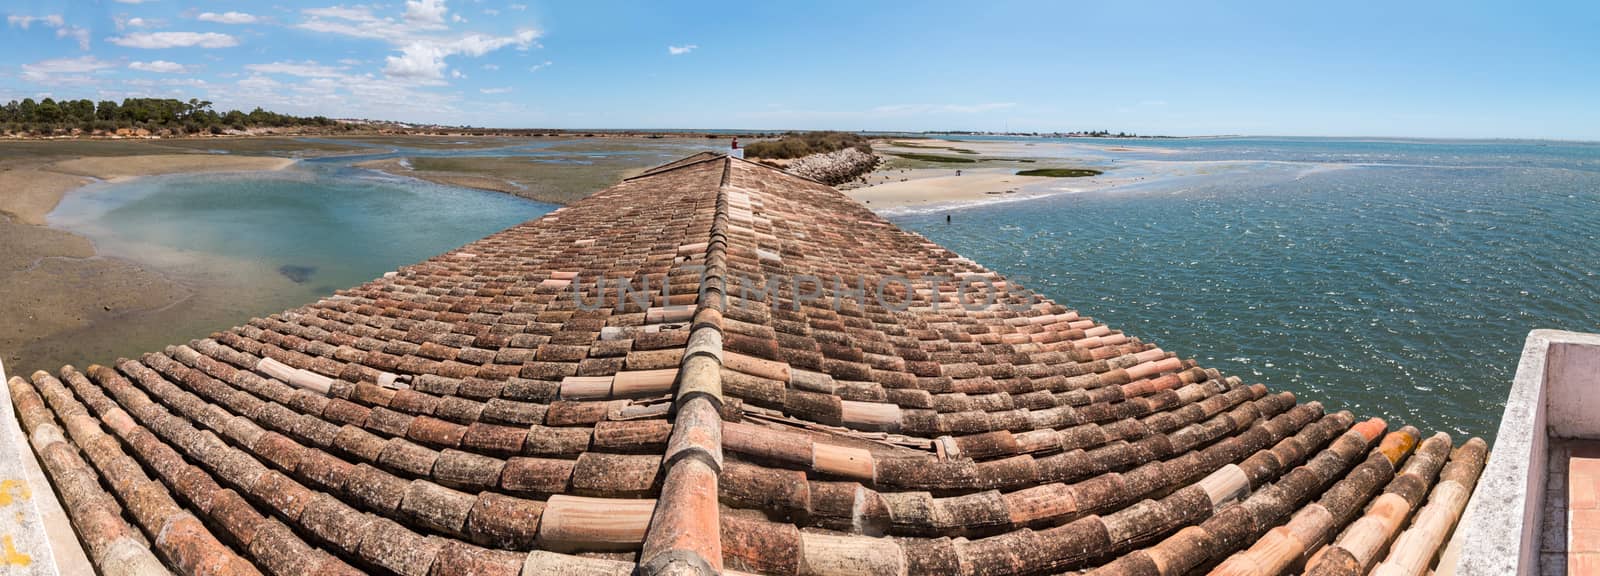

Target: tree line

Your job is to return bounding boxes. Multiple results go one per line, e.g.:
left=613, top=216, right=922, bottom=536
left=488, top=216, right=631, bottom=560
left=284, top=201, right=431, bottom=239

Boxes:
left=0, top=97, right=342, bottom=137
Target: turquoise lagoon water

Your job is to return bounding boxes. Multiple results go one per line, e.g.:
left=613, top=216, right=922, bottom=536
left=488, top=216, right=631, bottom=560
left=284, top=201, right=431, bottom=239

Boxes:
left=29, top=136, right=730, bottom=374
left=41, top=161, right=553, bottom=370
left=895, top=137, right=1600, bottom=440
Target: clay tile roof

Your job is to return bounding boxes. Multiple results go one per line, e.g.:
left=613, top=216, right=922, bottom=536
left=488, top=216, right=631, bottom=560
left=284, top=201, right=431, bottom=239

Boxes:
left=4, top=154, right=1488, bottom=576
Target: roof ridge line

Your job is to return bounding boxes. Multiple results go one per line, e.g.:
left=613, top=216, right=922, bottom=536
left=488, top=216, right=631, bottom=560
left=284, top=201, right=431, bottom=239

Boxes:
left=637, top=158, right=731, bottom=575
left=626, top=151, right=729, bottom=181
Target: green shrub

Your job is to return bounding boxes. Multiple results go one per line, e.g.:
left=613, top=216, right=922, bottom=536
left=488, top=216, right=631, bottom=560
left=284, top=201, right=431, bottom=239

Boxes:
left=744, top=131, right=872, bottom=159
left=1016, top=168, right=1103, bottom=177
left=886, top=152, right=977, bottom=163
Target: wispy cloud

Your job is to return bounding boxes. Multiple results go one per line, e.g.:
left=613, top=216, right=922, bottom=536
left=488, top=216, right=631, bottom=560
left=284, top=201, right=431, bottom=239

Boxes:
left=108, top=31, right=239, bottom=49
left=129, top=60, right=193, bottom=73
left=113, top=0, right=153, bottom=4
left=246, top=60, right=347, bottom=78
left=58, top=26, right=91, bottom=50
left=668, top=44, right=697, bottom=56
left=197, top=12, right=258, bottom=25
left=871, top=102, right=1018, bottom=115
left=21, top=55, right=116, bottom=84
left=299, top=5, right=439, bottom=40
left=528, top=60, right=552, bottom=72
left=8, top=14, right=89, bottom=50
left=211, top=69, right=463, bottom=123
left=7, top=14, right=65, bottom=29
left=480, top=87, right=512, bottom=94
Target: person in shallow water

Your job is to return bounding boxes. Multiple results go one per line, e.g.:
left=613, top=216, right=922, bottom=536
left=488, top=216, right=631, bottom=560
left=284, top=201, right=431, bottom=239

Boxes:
left=946, top=214, right=951, bottom=223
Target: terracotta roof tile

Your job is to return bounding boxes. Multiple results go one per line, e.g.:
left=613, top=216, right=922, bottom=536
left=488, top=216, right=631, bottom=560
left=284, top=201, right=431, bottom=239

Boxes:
left=6, top=154, right=1487, bottom=575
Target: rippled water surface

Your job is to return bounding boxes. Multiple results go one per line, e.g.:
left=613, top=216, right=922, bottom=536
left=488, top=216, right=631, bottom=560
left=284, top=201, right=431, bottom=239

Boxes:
left=896, top=139, right=1600, bottom=440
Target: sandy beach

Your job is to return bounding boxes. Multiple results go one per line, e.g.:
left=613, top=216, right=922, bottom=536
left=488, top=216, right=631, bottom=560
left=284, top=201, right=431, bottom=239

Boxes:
left=0, top=149, right=294, bottom=370
left=843, top=138, right=1141, bottom=212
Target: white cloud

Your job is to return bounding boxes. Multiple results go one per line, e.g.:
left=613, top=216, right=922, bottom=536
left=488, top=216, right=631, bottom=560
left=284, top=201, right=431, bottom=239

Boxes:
left=7, top=14, right=88, bottom=49
left=129, top=60, right=192, bottom=73
left=667, top=44, right=697, bottom=56
left=20, top=55, right=116, bottom=84
left=7, top=14, right=65, bottom=29
left=113, top=0, right=153, bottom=4
left=383, top=29, right=539, bottom=81
left=383, top=43, right=451, bottom=81
left=58, top=26, right=91, bottom=50
left=236, top=74, right=283, bottom=92
left=209, top=69, right=463, bottom=124
left=299, top=3, right=539, bottom=82
left=115, top=16, right=159, bottom=30
left=528, top=60, right=552, bottom=72
left=197, top=12, right=258, bottom=24
left=481, top=63, right=499, bottom=71
left=299, top=3, right=451, bottom=41
left=304, top=6, right=380, bottom=24
left=405, top=0, right=448, bottom=25
left=246, top=60, right=346, bottom=78
left=483, top=9, right=499, bottom=16
left=299, top=5, right=423, bottom=40
left=480, top=87, right=512, bottom=94
left=108, top=31, right=239, bottom=49
left=509, top=3, right=527, bottom=10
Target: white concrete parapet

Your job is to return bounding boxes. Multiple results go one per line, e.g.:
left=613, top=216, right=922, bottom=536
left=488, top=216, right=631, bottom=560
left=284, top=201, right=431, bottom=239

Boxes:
left=1, top=359, right=94, bottom=575
left=1455, top=329, right=1600, bottom=575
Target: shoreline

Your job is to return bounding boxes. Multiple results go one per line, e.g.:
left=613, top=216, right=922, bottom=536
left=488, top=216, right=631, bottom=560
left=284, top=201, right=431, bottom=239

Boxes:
left=0, top=152, right=296, bottom=371
left=353, top=157, right=528, bottom=196
left=844, top=166, right=1145, bottom=213
left=843, top=138, right=1144, bottom=213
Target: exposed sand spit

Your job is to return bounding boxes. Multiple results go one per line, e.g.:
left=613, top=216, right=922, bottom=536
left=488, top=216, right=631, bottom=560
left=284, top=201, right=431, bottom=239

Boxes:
left=355, top=158, right=523, bottom=194
left=848, top=169, right=1046, bottom=208
left=49, top=154, right=295, bottom=180
left=0, top=162, right=91, bottom=225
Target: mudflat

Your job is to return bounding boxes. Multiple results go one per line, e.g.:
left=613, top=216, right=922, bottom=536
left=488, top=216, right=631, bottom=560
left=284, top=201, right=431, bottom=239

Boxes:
left=352, top=137, right=723, bottom=204
left=50, top=154, right=295, bottom=180
left=0, top=142, right=296, bottom=371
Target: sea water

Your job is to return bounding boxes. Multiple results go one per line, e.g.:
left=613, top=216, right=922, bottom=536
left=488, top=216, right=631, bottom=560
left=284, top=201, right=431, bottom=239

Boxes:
left=896, top=137, right=1600, bottom=440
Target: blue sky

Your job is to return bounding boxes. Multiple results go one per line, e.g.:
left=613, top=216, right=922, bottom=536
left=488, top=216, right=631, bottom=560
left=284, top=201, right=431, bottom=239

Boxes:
left=3, top=0, right=1598, bottom=139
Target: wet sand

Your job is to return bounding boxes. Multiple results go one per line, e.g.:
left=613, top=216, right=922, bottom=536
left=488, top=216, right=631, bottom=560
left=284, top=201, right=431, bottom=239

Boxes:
left=355, top=158, right=524, bottom=194
left=846, top=139, right=1137, bottom=212
left=0, top=149, right=294, bottom=372
left=50, top=154, right=295, bottom=181
left=351, top=138, right=723, bottom=204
